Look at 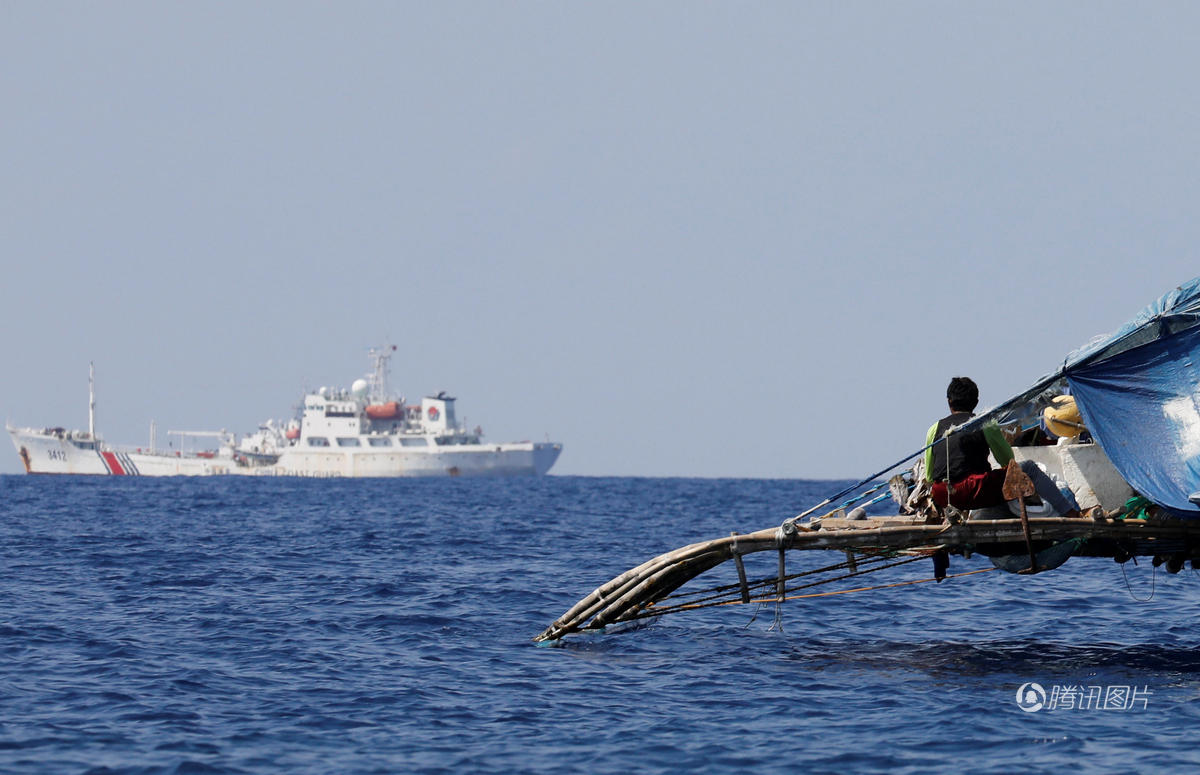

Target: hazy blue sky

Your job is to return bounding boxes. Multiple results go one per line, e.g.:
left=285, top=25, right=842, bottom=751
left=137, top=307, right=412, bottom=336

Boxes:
left=2, top=3, right=1198, bottom=478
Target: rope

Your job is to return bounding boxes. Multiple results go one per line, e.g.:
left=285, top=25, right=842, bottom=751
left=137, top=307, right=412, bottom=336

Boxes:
left=771, top=566, right=995, bottom=602
left=941, top=425, right=955, bottom=504
left=786, top=385, right=1052, bottom=529
left=730, top=534, right=750, bottom=604
left=834, top=480, right=891, bottom=510
left=633, top=566, right=996, bottom=620
left=1121, top=560, right=1157, bottom=602
left=778, top=554, right=928, bottom=595
left=787, top=411, right=1002, bottom=526
left=641, top=553, right=938, bottom=619
left=814, top=490, right=895, bottom=522
left=654, top=552, right=899, bottom=606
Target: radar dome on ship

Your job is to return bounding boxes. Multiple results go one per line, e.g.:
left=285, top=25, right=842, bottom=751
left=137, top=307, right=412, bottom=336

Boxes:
left=351, top=378, right=368, bottom=396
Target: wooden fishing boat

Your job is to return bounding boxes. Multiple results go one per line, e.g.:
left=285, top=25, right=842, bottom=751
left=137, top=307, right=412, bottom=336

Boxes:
left=536, top=278, right=1200, bottom=643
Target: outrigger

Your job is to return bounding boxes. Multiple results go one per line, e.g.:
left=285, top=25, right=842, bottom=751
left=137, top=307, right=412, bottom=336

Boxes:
left=536, top=278, right=1200, bottom=643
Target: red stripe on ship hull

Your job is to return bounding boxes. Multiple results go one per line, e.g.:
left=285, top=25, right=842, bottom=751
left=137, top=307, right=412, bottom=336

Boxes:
left=101, top=451, right=126, bottom=475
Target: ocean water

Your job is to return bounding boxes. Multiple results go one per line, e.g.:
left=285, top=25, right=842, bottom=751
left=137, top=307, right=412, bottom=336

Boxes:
left=2, top=474, right=1199, bottom=774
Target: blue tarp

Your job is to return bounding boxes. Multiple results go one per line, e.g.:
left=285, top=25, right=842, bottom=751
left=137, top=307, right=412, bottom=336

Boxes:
left=1060, top=277, right=1200, bottom=516
left=1064, top=277, right=1200, bottom=371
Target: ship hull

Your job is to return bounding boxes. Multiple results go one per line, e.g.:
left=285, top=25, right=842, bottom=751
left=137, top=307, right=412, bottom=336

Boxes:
left=270, top=441, right=561, bottom=477
left=10, top=429, right=242, bottom=476
left=9, top=428, right=561, bottom=478
left=12, top=430, right=109, bottom=475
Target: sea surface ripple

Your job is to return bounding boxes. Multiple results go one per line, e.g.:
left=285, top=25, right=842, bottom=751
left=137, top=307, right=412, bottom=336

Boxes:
left=1, top=475, right=1199, bottom=774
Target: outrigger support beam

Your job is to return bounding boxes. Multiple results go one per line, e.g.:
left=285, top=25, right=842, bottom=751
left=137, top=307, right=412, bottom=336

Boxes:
left=534, top=514, right=1200, bottom=643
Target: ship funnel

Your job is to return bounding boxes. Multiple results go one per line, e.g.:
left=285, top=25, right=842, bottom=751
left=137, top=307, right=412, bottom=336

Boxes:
left=421, top=395, right=456, bottom=432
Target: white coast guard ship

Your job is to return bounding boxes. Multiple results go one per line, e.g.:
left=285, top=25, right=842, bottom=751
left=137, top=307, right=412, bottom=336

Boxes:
left=7, top=348, right=562, bottom=477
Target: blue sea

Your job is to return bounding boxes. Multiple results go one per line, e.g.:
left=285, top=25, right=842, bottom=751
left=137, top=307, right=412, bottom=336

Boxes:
left=2, top=475, right=1199, bottom=774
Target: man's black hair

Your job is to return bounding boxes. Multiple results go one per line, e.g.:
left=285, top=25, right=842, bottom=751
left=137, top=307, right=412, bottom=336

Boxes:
left=947, top=377, right=979, bottom=412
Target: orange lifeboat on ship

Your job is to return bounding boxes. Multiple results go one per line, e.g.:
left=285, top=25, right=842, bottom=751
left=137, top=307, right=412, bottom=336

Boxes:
left=365, top=401, right=402, bottom=420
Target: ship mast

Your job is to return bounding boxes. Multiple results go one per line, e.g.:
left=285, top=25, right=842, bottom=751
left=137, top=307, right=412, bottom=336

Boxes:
left=88, top=362, right=96, bottom=439
left=366, top=345, right=397, bottom=403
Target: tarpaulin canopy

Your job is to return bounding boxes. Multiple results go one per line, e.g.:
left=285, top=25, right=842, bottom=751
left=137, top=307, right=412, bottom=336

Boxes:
left=1063, top=277, right=1200, bottom=370
left=1063, top=277, right=1200, bottom=515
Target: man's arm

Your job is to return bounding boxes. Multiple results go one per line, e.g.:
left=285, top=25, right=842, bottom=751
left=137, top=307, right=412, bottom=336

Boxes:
left=923, top=421, right=939, bottom=482
left=983, top=421, right=1014, bottom=467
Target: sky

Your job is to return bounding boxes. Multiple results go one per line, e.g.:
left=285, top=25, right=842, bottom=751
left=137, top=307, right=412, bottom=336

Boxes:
left=2, top=2, right=1198, bottom=478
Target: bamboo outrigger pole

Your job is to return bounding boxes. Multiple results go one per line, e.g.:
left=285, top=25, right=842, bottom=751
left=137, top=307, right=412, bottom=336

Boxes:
left=534, top=512, right=1200, bottom=643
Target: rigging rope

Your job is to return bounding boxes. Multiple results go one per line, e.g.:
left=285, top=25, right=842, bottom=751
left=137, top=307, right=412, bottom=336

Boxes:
left=640, top=552, right=942, bottom=620
left=654, top=552, right=899, bottom=606
left=787, top=392, right=1042, bottom=528
left=814, top=490, right=896, bottom=522
left=630, top=565, right=997, bottom=621
left=787, top=439, right=945, bottom=527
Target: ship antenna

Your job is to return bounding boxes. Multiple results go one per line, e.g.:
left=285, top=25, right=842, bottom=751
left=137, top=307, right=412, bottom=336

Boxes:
left=88, top=361, right=96, bottom=439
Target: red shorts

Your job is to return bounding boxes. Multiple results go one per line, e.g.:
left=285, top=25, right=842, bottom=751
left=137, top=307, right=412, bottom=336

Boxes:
left=931, top=469, right=1007, bottom=510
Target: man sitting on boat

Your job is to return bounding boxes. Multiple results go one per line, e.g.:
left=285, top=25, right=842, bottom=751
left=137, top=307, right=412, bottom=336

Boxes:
left=925, top=377, right=1080, bottom=519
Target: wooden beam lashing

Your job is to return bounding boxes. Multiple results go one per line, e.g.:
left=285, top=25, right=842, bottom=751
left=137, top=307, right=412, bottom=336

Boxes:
left=776, top=549, right=786, bottom=604
left=731, top=532, right=751, bottom=604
